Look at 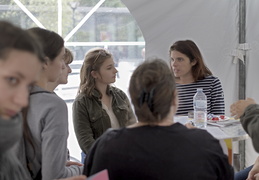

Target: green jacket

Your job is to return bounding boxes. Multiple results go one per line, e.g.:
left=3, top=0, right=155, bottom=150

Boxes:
left=240, top=104, right=259, bottom=152
left=73, top=86, right=136, bottom=154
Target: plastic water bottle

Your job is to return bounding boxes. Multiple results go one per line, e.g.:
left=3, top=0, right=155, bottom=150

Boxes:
left=193, top=88, right=207, bottom=128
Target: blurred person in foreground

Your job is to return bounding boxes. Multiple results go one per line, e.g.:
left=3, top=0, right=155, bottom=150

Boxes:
left=0, top=20, right=44, bottom=180
left=0, top=20, right=86, bottom=180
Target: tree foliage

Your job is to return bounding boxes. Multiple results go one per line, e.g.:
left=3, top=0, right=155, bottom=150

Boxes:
left=0, top=0, right=143, bottom=49
left=1, top=0, right=127, bottom=37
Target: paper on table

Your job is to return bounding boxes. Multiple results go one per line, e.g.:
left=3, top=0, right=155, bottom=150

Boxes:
left=174, top=116, right=189, bottom=125
left=206, top=126, right=229, bottom=139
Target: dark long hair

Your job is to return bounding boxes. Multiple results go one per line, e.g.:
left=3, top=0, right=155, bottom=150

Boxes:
left=169, top=40, right=212, bottom=82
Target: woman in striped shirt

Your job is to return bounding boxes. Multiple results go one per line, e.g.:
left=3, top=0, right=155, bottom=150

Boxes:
left=169, top=40, right=225, bottom=116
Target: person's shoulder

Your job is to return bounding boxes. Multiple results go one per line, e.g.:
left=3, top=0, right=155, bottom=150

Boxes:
left=110, top=86, right=124, bottom=93
left=31, top=86, right=65, bottom=105
left=98, top=128, right=123, bottom=142
left=199, top=75, right=222, bottom=85
left=207, top=76, right=224, bottom=88
left=202, top=75, right=216, bottom=80
left=180, top=125, right=216, bottom=142
left=189, top=128, right=223, bottom=152
left=29, top=89, right=67, bottom=120
left=168, top=124, right=217, bottom=145
left=204, top=75, right=221, bottom=81
left=104, top=127, right=120, bottom=135
left=110, top=86, right=127, bottom=97
left=73, top=93, right=94, bottom=106
left=44, top=94, right=67, bottom=110
left=74, top=93, right=87, bottom=101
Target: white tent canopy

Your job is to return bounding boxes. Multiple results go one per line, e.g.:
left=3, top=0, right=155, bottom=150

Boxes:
left=122, top=0, right=259, bottom=116
left=121, top=0, right=259, bottom=167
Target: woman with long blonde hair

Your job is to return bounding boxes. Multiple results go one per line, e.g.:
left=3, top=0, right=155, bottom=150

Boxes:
left=73, top=48, right=136, bottom=162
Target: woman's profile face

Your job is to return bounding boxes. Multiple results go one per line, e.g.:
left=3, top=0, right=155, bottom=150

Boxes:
left=58, top=58, right=72, bottom=85
left=0, top=50, right=41, bottom=120
left=94, top=57, right=118, bottom=85
left=47, top=47, right=65, bottom=83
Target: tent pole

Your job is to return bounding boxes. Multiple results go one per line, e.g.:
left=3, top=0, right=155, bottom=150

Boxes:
left=239, top=0, right=246, bottom=99
left=238, top=0, right=246, bottom=171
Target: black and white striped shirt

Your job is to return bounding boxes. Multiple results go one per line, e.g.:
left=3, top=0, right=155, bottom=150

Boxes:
left=176, top=76, right=225, bottom=116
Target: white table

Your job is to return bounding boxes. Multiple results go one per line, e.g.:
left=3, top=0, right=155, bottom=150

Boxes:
left=174, top=116, right=248, bottom=141
left=174, top=116, right=248, bottom=170
left=207, top=123, right=248, bottom=141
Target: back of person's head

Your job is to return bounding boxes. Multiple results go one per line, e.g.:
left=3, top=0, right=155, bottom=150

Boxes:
left=78, top=48, right=112, bottom=96
left=27, top=27, right=64, bottom=61
left=64, top=48, right=74, bottom=64
left=129, top=58, right=176, bottom=124
left=0, top=21, right=45, bottom=63
left=169, top=40, right=212, bottom=81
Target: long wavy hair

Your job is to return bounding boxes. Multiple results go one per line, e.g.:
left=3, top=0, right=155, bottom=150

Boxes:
left=78, top=48, right=112, bottom=97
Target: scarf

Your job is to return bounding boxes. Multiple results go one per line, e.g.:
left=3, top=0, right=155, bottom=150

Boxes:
left=0, top=114, right=30, bottom=180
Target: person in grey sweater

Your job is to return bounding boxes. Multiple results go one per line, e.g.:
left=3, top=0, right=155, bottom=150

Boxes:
left=0, top=21, right=44, bottom=180
left=26, top=86, right=83, bottom=179
left=0, top=21, right=85, bottom=180
left=23, top=28, right=83, bottom=180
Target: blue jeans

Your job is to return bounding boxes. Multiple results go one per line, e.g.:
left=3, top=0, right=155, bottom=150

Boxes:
left=81, top=151, right=87, bottom=164
left=234, top=165, right=253, bottom=180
